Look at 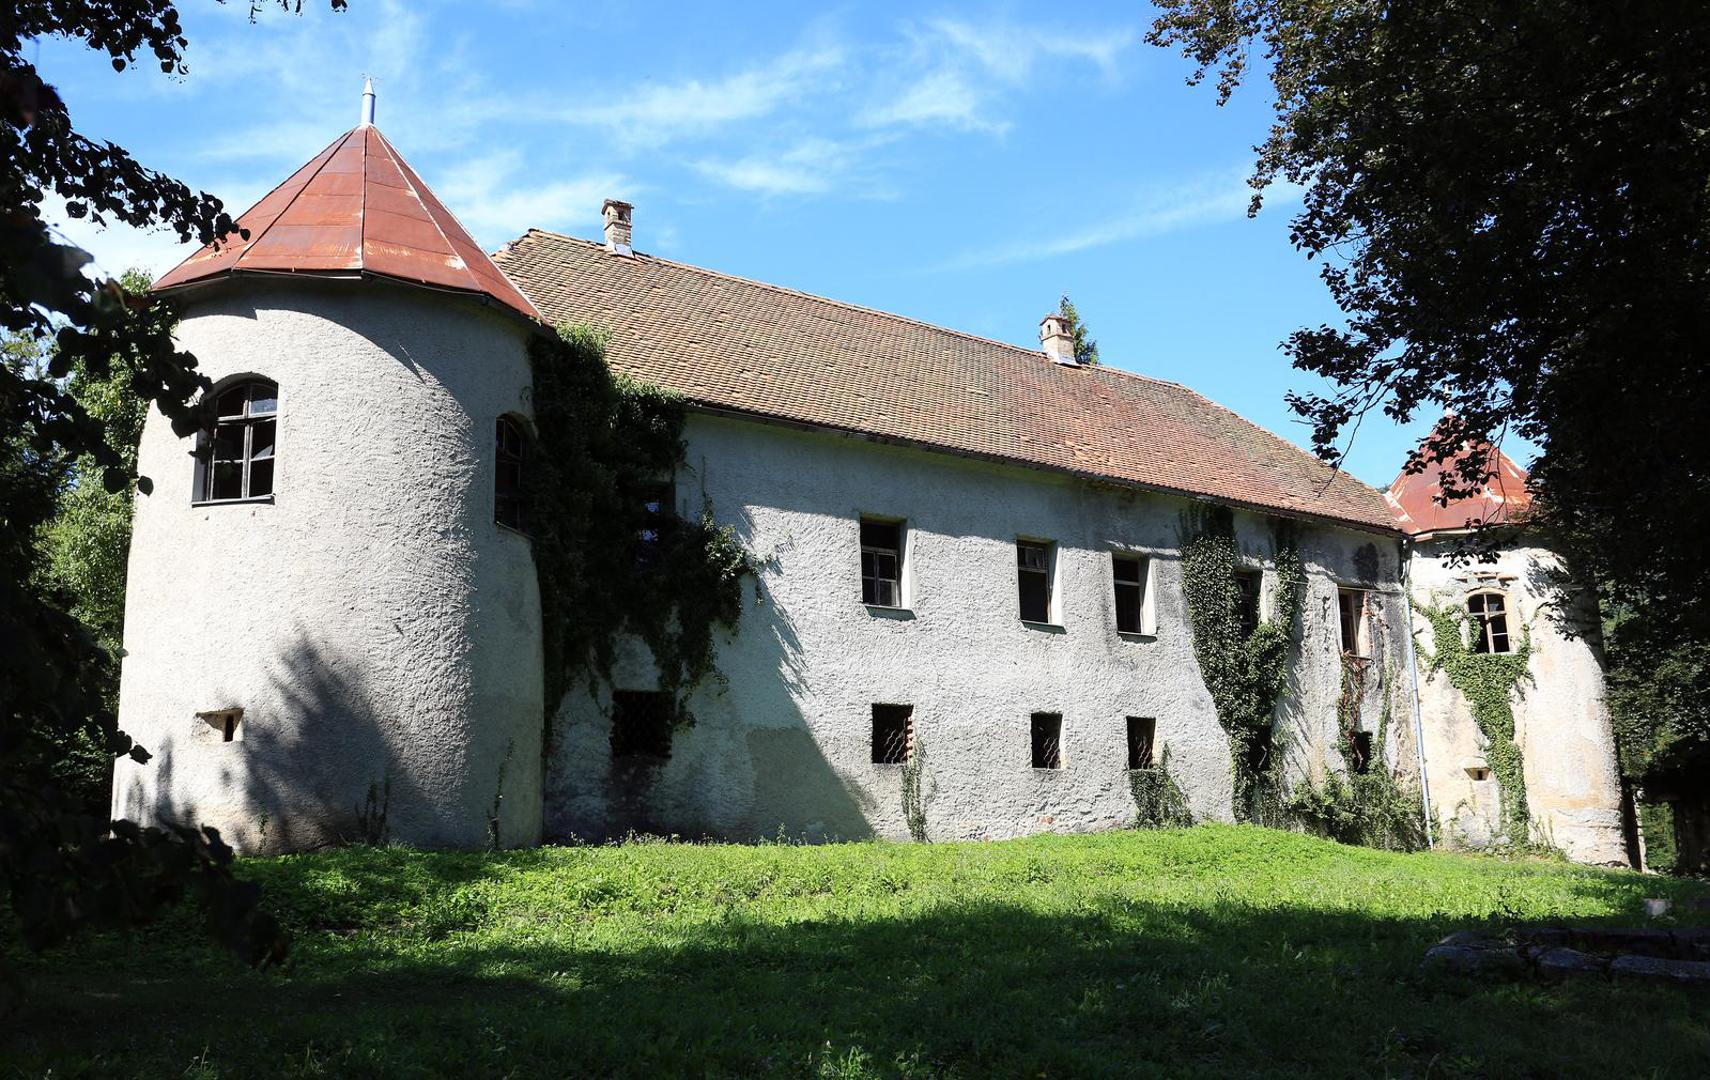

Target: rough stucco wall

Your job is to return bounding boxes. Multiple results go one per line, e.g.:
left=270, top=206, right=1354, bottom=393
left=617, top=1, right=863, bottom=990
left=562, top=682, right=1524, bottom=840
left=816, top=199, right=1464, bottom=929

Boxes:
left=113, top=279, right=543, bottom=853
left=1409, top=539, right=1626, bottom=864
left=546, top=413, right=1413, bottom=843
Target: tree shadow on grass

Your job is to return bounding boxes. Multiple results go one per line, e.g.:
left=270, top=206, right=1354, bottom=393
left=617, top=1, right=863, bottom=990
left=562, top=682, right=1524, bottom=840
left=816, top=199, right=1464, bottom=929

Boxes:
left=10, top=888, right=1709, bottom=1078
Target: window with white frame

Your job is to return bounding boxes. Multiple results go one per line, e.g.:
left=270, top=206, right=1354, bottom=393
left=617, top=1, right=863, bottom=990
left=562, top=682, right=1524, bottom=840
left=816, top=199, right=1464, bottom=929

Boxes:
left=1467, top=591, right=1512, bottom=654
left=860, top=518, right=904, bottom=607
left=194, top=379, right=277, bottom=503
left=1337, top=588, right=1370, bottom=657
left=1112, top=554, right=1149, bottom=634
left=1017, top=540, right=1054, bottom=623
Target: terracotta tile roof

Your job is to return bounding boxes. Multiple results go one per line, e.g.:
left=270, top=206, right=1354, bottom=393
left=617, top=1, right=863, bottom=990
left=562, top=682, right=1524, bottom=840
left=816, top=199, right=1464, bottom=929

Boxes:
left=494, top=230, right=1400, bottom=533
left=153, top=125, right=542, bottom=322
left=1386, top=439, right=1533, bottom=537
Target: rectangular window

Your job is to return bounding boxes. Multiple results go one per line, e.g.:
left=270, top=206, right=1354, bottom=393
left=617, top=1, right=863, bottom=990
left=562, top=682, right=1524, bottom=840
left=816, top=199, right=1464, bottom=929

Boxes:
left=1031, top=712, right=1062, bottom=769
left=1113, top=555, right=1148, bottom=634
left=610, top=690, right=674, bottom=759
left=871, top=703, right=913, bottom=764
left=1017, top=541, right=1054, bottom=623
left=1126, top=716, right=1156, bottom=770
left=1235, top=571, right=1262, bottom=638
left=1338, top=588, right=1369, bottom=656
left=1468, top=592, right=1511, bottom=654
left=637, top=480, right=674, bottom=564
left=1349, top=731, right=1373, bottom=775
left=861, top=518, right=904, bottom=607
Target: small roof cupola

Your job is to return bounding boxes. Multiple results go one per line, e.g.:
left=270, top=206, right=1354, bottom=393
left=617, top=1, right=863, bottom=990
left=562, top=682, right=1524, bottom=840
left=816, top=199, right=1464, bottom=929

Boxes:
left=151, top=80, right=542, bottom=322
left=602, top=198, right=634, bottom=256
left=1040, top=313, right=1077, bottom=365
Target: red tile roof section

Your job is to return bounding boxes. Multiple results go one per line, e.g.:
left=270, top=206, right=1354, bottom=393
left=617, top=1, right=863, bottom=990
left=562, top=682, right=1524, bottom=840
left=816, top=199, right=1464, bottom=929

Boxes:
left=494, top=230, right=1400, bottom=533
left=152, top=126, right=541, bottom=322
left=1386, top=441, right=1533, bottom=537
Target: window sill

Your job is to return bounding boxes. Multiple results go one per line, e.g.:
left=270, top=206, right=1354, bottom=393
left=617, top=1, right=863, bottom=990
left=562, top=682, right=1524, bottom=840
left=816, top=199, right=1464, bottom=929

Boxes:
left=191, top=495, right=274, bottom=507
left=1020, top=620, right=1066, bottom=634
left=1117, top=630, right=1157, bottom=642
left=1031, top=766, right=1066, bottom=773
left=864, top=604, right=915, bottom=620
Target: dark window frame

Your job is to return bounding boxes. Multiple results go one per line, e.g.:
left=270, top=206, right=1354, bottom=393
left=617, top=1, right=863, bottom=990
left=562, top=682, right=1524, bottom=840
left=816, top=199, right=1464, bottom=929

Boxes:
left=1349, top=730, right=1374, bottom=775
left=1126, top=716, right=1156, bottom=770
left=193, top=379, right=278, bottom=504
left=1113, top=554, right=1148, bottom=634
left=1017, top=540, right=1054, bottom=624
left=495, top=416, right=528, bottom=532
left=637, top=478, right=676, bottom=564
left=1234, top=570, right=1262, bottom=639
left=871, top=703, right=913, bottom=764
left=1467, top=591, right=1512, bottom=654
left=1031, top=711, right=1063, bottom=769
left=860, top=518, right=905, bottom=608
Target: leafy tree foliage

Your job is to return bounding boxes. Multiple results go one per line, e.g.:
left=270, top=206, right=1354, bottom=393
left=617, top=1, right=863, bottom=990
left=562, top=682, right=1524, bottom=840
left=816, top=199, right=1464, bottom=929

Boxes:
left=2, top=1, right=346, bottom=1002
left=1055, top=295, right=1100, bottom=366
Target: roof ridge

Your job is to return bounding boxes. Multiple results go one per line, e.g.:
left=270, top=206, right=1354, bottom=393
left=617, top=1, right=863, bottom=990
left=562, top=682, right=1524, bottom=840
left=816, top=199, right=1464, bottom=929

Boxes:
left=508, top=228, right=1181, bottom=388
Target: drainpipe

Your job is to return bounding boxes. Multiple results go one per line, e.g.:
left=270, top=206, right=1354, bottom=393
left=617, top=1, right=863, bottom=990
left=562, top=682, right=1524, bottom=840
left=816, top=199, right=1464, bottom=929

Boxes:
left=1399, top=536, right=1436, bottom=847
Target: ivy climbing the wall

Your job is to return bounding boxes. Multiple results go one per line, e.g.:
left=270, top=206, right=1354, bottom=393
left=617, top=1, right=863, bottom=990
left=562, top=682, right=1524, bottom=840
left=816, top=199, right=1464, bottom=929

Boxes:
left=526, top=323, right=758, bottom=741
left=1179, top=506, right=1304, bottom=822
left=1417, top=598, right=1533, bottom=842
left=1129, top=745, right=1194, bottom=829
left=1285, top=660, right=1427, bottom=851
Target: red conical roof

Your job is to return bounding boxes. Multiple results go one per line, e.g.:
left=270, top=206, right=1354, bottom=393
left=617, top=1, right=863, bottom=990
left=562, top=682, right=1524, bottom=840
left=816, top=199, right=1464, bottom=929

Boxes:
left=153, top=124, right=542, bottom=322
left=1386, top=438, right=1533, bottom=537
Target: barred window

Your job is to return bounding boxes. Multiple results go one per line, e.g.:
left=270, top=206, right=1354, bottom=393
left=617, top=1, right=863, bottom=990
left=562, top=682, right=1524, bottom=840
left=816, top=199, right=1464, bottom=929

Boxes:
left=194, top=379, right=277, bottom=503
left=871, top=704, right=913, bottom=764
left=1031, top=712, right=1063, bottom=769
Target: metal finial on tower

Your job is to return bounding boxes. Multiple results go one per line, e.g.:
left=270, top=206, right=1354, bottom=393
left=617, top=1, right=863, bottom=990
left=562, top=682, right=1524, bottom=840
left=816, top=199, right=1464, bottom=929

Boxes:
left=360, top=76, right=376, bottom=127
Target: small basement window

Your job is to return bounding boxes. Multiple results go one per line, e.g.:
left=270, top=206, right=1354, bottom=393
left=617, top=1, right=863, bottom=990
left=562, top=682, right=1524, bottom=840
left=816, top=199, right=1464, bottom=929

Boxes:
left=871, top=703, right=913, bottom=764
left=197, top=707, right=243, bottom=743
left=1113, top=555, right=1149, bottom=634
left=610, top=690, right=674, bottom=760
left=860, top=518, right=904, bottom=607
left=1467, top=591, right=1512, bottom=654
left=1337, top=588, right=1369, bottom=657
left=1017, top=540, right=1054, bottom=624
left=1235, top=571, right=1262, bottom=638
left=1349, top=731, right=1373, bottom=775
left=1126, top=716, right=1156, bottom=770
left=1031, top=712, right=1063, bottom=769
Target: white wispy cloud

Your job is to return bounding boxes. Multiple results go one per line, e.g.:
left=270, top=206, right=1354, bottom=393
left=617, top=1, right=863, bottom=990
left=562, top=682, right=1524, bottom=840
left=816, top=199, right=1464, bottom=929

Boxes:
left=694, top=136, right=896, bottom=198
left=938, top=169, right=1300, bottom=270
left=433, top=152, right=628, bottom=246
left=860, top=16, right=1137, bottom=135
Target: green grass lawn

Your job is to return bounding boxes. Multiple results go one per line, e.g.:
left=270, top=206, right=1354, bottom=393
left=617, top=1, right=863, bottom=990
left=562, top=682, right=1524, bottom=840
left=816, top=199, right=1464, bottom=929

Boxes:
left=5, top=825, right=1708, bottom=1078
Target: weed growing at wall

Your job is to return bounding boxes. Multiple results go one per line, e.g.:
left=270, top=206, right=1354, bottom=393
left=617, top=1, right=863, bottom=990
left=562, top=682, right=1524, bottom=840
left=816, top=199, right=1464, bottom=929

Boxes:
left=1179, top=506, right=1303, bottom=822
left=1286, top=660, right=1427, bottom=851
left=526, top=324, right=758, bottom=741
left=1417, top=598, right=1533, bottom=841
left=901, top=738, right=927, bottom=842
left=1129, top=745, right=1194, bottom=828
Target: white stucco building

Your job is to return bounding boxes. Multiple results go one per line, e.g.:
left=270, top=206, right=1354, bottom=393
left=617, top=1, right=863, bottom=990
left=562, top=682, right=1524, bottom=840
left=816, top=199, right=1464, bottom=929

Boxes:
left=113, top=103, right=1634, bottom=865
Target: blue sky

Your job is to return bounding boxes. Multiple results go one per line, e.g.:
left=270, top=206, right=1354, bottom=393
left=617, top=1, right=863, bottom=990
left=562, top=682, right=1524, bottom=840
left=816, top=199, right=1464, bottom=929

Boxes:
left=37, top=0, right=1466, bottom=487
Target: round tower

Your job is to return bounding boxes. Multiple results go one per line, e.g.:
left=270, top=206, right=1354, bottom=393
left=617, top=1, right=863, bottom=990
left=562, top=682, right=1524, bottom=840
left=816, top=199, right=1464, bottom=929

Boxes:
left=114, top=96, right=546, bottom=852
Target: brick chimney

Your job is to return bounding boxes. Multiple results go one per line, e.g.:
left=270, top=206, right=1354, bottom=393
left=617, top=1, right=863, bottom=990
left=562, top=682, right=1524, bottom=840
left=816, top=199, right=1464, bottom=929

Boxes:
left=602, top=198, right=633, bottom=256
left=1040, top=313, right=1076, bottom=365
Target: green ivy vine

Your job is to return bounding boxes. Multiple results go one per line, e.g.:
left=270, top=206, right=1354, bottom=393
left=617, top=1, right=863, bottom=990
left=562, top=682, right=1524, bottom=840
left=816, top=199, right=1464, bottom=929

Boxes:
left=1179, top=505, right=1304, bottom=822
left=900, top=738, right=927, bottom=842
left=1129, top=745, right=1194, bottom=829
left=525, top=323, right=758, bottom=743
left=1286, top=660, right=1427, bottom=851
left=1417, top=598, right=1533, bottom=841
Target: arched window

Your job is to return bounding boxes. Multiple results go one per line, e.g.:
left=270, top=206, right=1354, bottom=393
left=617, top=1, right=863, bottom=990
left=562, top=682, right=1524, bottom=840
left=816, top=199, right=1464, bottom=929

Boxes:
left=1467, top=591, right=1512, bottom=654
left=495, top=416, right=527, bottom=531
left=194, top=379, right=277, bottom=503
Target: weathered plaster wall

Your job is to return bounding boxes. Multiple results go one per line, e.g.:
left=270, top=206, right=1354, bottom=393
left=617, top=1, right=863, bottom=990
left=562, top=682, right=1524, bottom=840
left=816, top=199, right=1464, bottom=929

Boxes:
left=546, top=414, right=1413, bottom=842
left=1409, top=539, right=1627, bottom=864
left=113, top=279, right=543, bottom=853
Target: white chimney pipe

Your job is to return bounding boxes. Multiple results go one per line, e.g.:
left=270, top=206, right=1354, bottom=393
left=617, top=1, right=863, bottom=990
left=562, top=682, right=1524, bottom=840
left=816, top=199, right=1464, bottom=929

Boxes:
left=360, top=77, right=376, bottom=127
left=602, top=198, right=634, bottom=256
